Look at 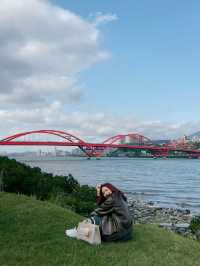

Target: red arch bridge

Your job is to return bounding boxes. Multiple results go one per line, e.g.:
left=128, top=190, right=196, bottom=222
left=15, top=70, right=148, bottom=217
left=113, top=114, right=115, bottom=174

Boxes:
left=0, top=129, right=200, bottom=158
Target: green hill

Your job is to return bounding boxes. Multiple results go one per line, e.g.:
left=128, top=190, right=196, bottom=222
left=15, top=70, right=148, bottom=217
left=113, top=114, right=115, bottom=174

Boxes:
left=0, top=192, right=200, bottom=266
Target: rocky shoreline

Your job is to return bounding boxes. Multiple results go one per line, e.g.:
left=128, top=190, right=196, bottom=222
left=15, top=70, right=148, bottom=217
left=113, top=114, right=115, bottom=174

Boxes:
left=128, top=199, right=200, bottom=239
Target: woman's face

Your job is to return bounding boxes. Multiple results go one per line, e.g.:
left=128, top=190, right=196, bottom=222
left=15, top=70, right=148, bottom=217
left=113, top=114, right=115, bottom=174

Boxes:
left=101, top=186, right=112, bottom=198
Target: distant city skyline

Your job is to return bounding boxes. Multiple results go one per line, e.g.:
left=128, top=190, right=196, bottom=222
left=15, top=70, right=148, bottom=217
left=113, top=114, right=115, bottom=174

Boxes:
left=1, top=0, right=200, bottom=148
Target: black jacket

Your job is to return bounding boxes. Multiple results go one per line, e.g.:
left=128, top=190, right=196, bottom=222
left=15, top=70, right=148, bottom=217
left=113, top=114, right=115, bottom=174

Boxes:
left=91, top=191, right=133, bottom=242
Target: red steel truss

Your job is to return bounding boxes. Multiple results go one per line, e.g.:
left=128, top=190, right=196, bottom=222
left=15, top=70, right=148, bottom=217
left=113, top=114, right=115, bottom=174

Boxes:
left=0, top=129, right=200, bottom=158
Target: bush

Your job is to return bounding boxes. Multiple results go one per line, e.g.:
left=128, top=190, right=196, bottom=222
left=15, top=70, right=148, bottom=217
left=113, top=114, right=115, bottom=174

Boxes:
left=49, top=185, right=96, bottom=216
left=0, top=156, right=96, bottom=216
left=72, top=185, right=96, bottom=202
left=189, top=215, right=200, bottom=234
left=71, top=185, right=96, bottom=215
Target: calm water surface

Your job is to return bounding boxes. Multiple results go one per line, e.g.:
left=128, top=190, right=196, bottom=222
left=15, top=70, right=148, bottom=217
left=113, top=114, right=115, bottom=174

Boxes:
left=12, top=157, right=200, bottom=214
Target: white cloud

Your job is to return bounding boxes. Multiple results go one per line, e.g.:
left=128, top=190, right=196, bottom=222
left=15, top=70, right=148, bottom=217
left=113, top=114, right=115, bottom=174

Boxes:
left=90, top=12, right=118, bottom=26
left=0, top=0, right=111, bottom=107
left=0, top=105, right=199, bottom=141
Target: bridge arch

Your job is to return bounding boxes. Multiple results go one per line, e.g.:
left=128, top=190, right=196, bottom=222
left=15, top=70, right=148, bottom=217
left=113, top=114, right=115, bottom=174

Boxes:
left=85, top=133, right=152, bottom=157
left=103, top=133, right=152, bottom=145
left=1, top=129, right=86, bottom=143
left=0, top=129, right=94, bottom=157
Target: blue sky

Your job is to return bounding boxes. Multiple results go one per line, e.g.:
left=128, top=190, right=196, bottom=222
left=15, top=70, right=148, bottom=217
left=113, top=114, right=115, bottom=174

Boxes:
left=0, top=0, right=200, bottom=145
left=54, top=0, right=200, bottom=121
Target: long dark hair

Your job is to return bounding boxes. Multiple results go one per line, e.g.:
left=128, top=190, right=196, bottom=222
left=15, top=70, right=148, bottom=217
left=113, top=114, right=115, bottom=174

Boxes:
left=96, top=183, right=127, bottom=205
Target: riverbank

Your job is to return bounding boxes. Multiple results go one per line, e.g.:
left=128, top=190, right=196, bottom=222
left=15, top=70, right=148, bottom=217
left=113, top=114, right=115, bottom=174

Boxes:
left=128, top=199, right=199, bottom=238
left=128, top=200, right=193, bottom=224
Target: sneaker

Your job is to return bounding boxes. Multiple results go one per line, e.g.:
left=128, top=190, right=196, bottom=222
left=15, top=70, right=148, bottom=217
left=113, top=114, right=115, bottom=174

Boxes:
left=65, top=227, right=77, bottom=238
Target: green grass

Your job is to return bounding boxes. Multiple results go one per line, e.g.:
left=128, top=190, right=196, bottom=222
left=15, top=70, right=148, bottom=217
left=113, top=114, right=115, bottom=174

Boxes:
left=0, top=192, right=200, bottom=266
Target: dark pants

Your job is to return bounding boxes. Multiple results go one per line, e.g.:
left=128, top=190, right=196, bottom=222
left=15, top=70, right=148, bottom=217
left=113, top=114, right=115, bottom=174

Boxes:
left=89, top=216, right=133, bottom=242
left=101, top=226, right=133, bottom=242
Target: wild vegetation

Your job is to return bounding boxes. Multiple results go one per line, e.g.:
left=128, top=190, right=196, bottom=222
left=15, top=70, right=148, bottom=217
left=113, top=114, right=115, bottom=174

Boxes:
left=189, top=215, right=200, bottom=236
left=0, top=156, right=96, bottom=215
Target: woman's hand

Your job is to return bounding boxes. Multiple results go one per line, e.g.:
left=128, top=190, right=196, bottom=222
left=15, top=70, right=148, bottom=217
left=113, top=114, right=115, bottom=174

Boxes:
left=96, top=184, right=101, bottom=196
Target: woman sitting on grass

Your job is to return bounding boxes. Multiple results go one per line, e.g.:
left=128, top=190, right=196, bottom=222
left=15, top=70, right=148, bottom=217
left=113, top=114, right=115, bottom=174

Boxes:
left=66, top=183, right=133, bottom=242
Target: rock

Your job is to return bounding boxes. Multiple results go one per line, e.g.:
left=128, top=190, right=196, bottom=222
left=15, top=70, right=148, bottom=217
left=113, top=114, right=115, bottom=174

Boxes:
left=128, top=198, right=193, bottom=226
left=174, top=223, right=190, bottom=234
left=147, top=201, right=154, bottom=206
left=159, top=223, right=173, bottom=230
left=183, top=209, right=191, bottom=215
left=159, top=222, right=191, bottom=236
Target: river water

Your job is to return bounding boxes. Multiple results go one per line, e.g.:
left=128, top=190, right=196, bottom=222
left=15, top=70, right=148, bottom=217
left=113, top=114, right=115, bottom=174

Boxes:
left=12, top=156, right=200, bottom=214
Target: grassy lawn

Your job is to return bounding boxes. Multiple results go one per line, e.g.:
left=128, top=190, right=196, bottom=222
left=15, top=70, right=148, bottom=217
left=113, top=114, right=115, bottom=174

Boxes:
left=0, top=192, right=200, bottom=266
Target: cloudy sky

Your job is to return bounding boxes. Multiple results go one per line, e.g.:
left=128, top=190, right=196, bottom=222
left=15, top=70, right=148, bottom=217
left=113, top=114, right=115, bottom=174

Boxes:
left=1, top=0, right=200, bottom=144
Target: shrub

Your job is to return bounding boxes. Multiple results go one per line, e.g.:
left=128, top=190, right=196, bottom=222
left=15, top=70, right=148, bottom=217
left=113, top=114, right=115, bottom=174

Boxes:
left=49, top=185, right=96, bottom=216
left=189, top=215, right=200, bottom=234
left=71, top=185, right=96, bottom=215
left=0, top=156, right=96, bottom=216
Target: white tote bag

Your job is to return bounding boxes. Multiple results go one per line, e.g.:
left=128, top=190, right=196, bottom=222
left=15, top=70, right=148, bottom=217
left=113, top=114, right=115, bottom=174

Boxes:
left=77, top=220, right=101, bottom=245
